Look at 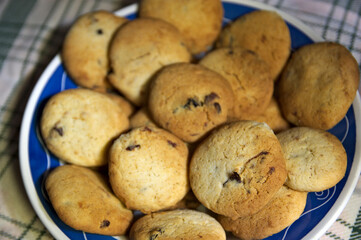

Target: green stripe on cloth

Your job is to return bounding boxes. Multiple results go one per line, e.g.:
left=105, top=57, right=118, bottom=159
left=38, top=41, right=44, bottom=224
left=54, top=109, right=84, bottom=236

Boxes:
left=349, top=206, right=361, bottom=240
left=335, top=0, right=353, bottom=42
left=0, top=0, right=37, bottom=69
left=322, top=0, right=339, bottom=38
left=324, top=230, right=344, bottom=240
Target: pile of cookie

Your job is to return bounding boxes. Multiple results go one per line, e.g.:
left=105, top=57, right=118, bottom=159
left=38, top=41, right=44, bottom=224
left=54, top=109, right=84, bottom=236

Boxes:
left=40, top=0, right=359, bottom=239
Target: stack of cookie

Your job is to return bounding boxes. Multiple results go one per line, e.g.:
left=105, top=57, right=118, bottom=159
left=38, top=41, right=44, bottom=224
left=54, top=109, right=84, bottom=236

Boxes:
left=40, top=0, right=359, bottom=239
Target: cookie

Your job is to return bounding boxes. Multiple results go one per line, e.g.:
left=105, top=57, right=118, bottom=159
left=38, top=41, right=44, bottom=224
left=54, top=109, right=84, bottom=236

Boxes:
left=217, top=10, right=291, bottom=81
left=139, top=0, right=223, bottom=54
left=129, top=209, right=226, bottom=240
left=104, top=92, right=135, bottom=117
left=219, top=186, right=307, bottom=240
left=108, top=18, right=191, bottom=106
left=148, top=63, right=234, bottom=143
left=277, top=42, right=360, bottom=130
left=189, top=120, right=287, bottom=219
left=277, top=127, right=347, bottom=192
left=109, top=126, right=189, bottom=213
left=129, top=107, right=157, bottom=129
left=241, top=97, right=291, bottom=133
left=200, top=47, right=273, bottom=119
left=45, top=164, right=133, bottom=235
left=40, top=88, right=129, bottom=167
left=62, top=11, right=128, bottom=92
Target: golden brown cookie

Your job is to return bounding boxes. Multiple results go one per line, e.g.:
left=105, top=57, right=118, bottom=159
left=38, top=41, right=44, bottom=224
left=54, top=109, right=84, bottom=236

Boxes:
left=189, top=120, right=287, bottom=219
left=62, top=11, right=128, bottom=92
left=277, top=42, right=360, bottom=130
left=139, top=0, right=224, bottom=54
left=109, top=126, right=189, bottom=214
left=148, top=63, right=234, bottom=143
left=40, top=88, right=129, bottom=167
left=200, top=47, right=273, bottom=119
left=108, top=18, right=191, bottom=106
left=129, top=209, right=226, bottom=240
left=45, top=165, right=133, bottom=235
left=241, top=97, right=291, bottom=133
left=217, top=10, right=291, bottom=81
left=277, top=127, right=347, bottom=192
left=219, top=186, right=307, bottom=240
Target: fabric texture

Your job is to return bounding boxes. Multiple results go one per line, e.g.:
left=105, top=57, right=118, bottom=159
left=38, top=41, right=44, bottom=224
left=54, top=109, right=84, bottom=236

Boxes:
left=0, top=0, right=360, bottom=239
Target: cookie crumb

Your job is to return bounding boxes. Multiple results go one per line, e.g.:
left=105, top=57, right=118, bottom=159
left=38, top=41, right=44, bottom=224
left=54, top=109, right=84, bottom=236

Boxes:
left=126, top=144, right=141, bottom=151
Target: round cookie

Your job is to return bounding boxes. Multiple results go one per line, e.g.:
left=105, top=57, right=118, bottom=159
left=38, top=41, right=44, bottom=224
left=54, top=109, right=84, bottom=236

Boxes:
left=218, top=186, right=307, bottom=240
left=189, top=120, right=287, bottom=219
left=200, top=47, right=273, bottom=119
left=129, top=209, right=226, bottom=240
left=62, top=11, right=128, bottom=92
left=242, top=97, right=291, bottom=133
left=108, top=17, right=191, bottom=106
left=109, top=126, right=189, bottom=213
left=45, top=165, right=133, bottom=235
left=139, top=0, right=223, bottom=54
left=148, top=63, right=234, bottom=143
left=40, top=88, right=129, bottom=167
left=277, top=42, right=360, bottom=130
left=217, top=10, right=291, bottom=81
left=276, top=127, right=347, bottom=192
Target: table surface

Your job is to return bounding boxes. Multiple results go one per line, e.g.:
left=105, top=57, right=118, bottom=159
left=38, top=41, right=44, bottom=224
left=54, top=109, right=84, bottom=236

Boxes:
left=0, top=0, right=360, bottom=239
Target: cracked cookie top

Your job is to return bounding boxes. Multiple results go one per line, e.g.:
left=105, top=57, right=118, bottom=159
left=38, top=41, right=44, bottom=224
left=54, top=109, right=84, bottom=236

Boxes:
left=40, top=88, right=129, bottom=167
left=189, top=120, right=287, bottom=219
left=108, top=126, right=189, bottom=214
left=108, top=17, right=191, bottom=106
left=200, top=47, right=273, bottom=119
left=62, top=11, right=128, bottom=92
left=148, top=63, right=234, bottom=143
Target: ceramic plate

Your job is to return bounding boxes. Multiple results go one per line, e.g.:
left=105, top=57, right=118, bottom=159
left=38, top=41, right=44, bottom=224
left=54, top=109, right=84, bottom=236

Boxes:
left=19, top=0, right=361, bottom=239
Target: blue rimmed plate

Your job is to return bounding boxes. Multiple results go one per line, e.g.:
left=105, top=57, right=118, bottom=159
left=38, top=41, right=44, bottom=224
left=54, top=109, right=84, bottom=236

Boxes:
left=19, top=0, right=361, bottom=239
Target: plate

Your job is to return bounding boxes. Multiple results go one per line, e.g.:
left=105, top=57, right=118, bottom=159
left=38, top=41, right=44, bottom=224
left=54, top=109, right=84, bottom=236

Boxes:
left=19, top=0, right=361, bottom=239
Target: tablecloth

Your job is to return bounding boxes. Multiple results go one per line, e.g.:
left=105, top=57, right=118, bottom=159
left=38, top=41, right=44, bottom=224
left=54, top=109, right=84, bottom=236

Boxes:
left=0, top=0, right=360, bottom=239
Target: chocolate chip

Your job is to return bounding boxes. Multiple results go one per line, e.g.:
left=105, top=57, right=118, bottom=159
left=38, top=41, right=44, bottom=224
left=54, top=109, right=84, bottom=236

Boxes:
left=142, top=126, right=152, bottom=132
left=149, top=228, right=164, bottom=240
left=52, top=126, right=63, bottom=136
left=214, top=102, right=221, bottom=113
left=107, top=67, right=114, bottom=75
left=100, top=219, right=110, bottom=228
left=246, top=49, right=257, bottom=55
left=96, top=29, right=103, bottom=35
left=261, top=34, right=267, bottom=43
left=126, top=144, right=141, bottom=151
left=167, top=140, right=177, bottom=148
left=229, top=171, right=242, bottom=183
left=183, top=98, right=201, bottom=109
left=268, top=167, right=275, bottom=174
left=223, top=171, right=242, bottom=186
left=204, top=92, right=219, bottom=104
left=228, top=49, right=234, bottom=55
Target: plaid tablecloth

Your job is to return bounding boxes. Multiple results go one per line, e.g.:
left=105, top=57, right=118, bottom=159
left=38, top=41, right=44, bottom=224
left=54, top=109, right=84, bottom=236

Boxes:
left=0, top=0, right=360, bottom=239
